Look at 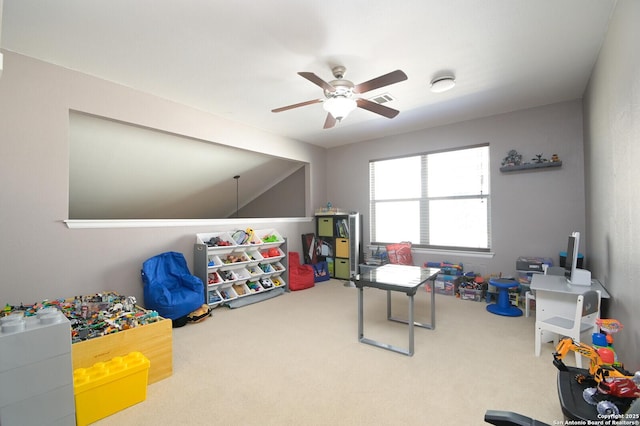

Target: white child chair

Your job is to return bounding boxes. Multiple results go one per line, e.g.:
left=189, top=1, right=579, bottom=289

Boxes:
left=534, top=289, right=601, bottom=368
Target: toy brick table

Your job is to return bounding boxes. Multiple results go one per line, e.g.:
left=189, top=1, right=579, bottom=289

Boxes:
left=3, top=294, right=173, bottom=385
left=71, top=317, right=172, bottom=384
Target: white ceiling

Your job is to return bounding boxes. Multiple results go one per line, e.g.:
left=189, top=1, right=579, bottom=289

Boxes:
left=1, top=0, right=616, bottom=149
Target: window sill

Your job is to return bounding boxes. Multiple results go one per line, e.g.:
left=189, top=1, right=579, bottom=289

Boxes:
left=412, top=247, right=494, bottom=259
left=368, top=244, right=494, bottom=259
left=64, top=217, right=312, bottom=229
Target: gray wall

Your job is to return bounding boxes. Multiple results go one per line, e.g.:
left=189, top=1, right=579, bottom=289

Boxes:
left=0, top=52, right=323, bottom=305
left=583, top=0, right=640, bottom=369
left=327, top=100, right=586, bottom=277
left=239, top=166, right=306, bottom=218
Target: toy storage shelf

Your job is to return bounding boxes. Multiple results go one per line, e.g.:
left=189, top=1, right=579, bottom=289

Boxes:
left=500, top=161, right=562, bottom=173
left=193, top=229, right=288, bottom=308
left=315, top=213, right=362, bottom=280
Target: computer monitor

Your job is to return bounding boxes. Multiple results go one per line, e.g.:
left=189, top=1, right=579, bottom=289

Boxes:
left=564, top=231, right=591, bottom=285
left=564, top=232, right=579, bottom=279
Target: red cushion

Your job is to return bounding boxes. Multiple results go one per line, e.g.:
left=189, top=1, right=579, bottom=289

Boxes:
left=288, top=251, right=315, bottom=291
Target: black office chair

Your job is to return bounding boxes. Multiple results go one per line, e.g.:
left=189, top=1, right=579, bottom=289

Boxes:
left=484, top=410, right=550, bottom=426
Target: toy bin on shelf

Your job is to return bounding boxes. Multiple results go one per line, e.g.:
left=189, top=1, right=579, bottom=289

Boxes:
left=73, top=352, right=150, bottom=426
left=254, top=229, right=285, bottom=249
left=195, top=232, right=238, bottom=253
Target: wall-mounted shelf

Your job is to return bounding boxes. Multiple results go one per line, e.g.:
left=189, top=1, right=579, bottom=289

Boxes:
left=500, top=161, right=562, bottom=173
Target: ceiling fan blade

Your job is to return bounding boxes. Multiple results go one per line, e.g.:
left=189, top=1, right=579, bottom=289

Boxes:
left=298, top=72, right=336, bottom=92
left=272, top=98, right=323, bottom=113
left=323, top=113, right=337, bottom=129
left=356, top=98, right=400, bottom=119
left=353, top=70, right=408, bottom=94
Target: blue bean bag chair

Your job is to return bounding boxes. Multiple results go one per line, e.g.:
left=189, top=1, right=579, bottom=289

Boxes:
left=141, top=251, right=204, bottom=325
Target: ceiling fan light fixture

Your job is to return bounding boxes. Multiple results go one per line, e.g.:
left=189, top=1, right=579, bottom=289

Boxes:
left=430, top=76, right=456, bottom=93
left=323, top=96, right=357, bottom=121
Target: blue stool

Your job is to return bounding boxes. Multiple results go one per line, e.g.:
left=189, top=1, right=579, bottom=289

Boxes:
left=487, top=278, right=522, bottom=317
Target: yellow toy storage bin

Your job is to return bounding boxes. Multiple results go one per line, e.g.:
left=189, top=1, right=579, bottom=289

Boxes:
left=73, top=351, right=150, bottom=426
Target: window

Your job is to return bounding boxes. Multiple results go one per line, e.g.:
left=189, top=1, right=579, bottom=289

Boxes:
left=369, top=145, right=490, bottom=251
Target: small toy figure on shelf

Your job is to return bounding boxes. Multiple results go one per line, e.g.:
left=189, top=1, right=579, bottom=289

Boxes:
left=551, top=154, right=560, bottom=162
left=502, top=150, right=522, bottom=166
left=532, top=154, right=548, bottom=163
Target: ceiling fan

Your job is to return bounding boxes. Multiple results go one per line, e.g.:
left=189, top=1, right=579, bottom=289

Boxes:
left=272, top=66, right=408, bottom=129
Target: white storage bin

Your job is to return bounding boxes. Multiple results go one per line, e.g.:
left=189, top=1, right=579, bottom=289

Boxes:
left=207, top=271, right=222, bottom=285
left=232, top=283, right=250, bottom=297
left=272, top=276, right=286, bottom=288
left=230, top=229, right=264, bottom=247
left=219, top=286, right=238, bottom=301
left=254, top=229, right=284, bottom=249
left=247, top=265, right=263, bottom=278
left=218, top=270, right=238, bottom=283
left=231, top=267, right=251, bottom=282
left=208, top=289, right=223, bottom=305
left=219, top=252, right=251, bottom=268
left=260, top=247, right=285, bottom=262
left=246, top=281, right=264, bottom=293
left=259, top=263, right=275, bottom=277
left=271, top=261, right=286, bottom=273
left=207, top=255, right=222, bottom=268
left=260, top=277, right=275, bottom=290
left=196, top=232, right=238, bottom=254
left=246, top=250, right=264, bottom=263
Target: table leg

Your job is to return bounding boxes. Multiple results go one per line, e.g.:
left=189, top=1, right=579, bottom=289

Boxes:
left=429, top=278, right=436, bottom=329
left=387, top=279, right=436, bottom=330
left=356, top=271, right=439, bottom=357
left=359, top=288, right=413, bottom=356
left=408, top=294, right=415, bottom=356
left=358, top=286, right=364, bottom=340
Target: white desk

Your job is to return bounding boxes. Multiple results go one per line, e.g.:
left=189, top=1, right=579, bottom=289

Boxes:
left=531, top=274, right=610, bottom=348
left=530, top=274, right=610, bottom=324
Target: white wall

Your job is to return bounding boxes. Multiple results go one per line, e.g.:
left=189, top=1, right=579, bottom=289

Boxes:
left=0, top=52, right=324, bottom=304
left=327, top=100, right=586, bottom=277
left=583, top=0, right=640, bottom=368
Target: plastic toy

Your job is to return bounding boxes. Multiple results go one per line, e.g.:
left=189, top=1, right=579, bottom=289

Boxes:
left=553, top=336, right=639, bottom=415
left=232, top=228, right=256, bottom=245
left=501, top=149, right=522, bottom=166
left=531, top=154, right=548, bottom=163
left=261, top=234, right=279, bottom=243
left=187, top=304, right=212, bottom=323
left=2, top=292, right=161, bottom=342
left=206, top=236, right=232, bottom=247
left=594, top=318, right=624, bottom=364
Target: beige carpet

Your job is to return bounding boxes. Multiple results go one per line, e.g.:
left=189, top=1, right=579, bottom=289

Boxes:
left=95, top=279, right=571, bottom=426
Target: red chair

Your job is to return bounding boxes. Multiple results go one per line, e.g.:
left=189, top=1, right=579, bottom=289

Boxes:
left=288, top=252, right=315, bottom=291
